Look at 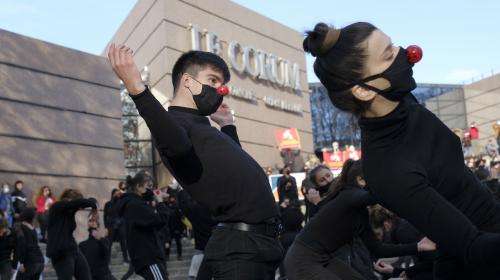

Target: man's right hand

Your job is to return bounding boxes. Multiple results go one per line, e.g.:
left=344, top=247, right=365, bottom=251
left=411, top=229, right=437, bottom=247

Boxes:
left=107, top=43, right=145, bottom=95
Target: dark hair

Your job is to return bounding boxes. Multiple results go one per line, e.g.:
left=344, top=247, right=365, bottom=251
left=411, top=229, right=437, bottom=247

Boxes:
left=14, top=180, right=23, bottom=189
left=370, top=205, right=396, bottom=229
left=126, top=172, right=149, bottom=194
left=19, top=207, right=36, bottom=223
left=60, top=189, right=83, bottom=201
left=171, top=50, right=231, bottom=93
left=308, top=165, right=331, bottom=187
left=330, top=159, right=364, bottom=197
left=118, top=181, right=125, bottom=189
left=111, top=188, right=119, bottom=198
left=303, top=22, right=377, bottom=115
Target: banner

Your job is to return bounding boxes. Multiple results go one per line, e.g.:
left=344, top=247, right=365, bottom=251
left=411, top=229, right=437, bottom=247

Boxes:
left=323, top=147, right=362, bottom=170
left=275, top=128, right=301, bottom=150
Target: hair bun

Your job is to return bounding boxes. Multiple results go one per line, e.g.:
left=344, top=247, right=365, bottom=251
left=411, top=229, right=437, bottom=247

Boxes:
left=303, top=23, right=340, bottom=57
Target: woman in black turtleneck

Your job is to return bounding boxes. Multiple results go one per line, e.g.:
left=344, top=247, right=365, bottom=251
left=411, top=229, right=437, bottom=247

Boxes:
left=285, top=160, right=435, bottom=280
left=303, top=22, right=500, bottom=278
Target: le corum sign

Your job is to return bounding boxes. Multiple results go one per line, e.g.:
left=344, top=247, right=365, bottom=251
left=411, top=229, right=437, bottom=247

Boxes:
left=189, top=24, right=302, bottom=91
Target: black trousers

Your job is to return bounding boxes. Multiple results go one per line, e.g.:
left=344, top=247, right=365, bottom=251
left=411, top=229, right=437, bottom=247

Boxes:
left=109, top=224, right=128, bottom=261
left=16, top=263, right=44, bottom=280
left=284, top=241, right=365, bottom=280
left=0, top=260, right=12, bottom=280
left=279, top=230, right=299, bottom=278
left=196, top=257, right=213, bottom=280
left=137, top=263, right=168, bottom=280
left=37, top=213, right=48, bottom=241
left=51, top=250, right=92, bottom=280
left=203, top=227, right=283, bottom=280
left=166, top=236, right=182, bottom=258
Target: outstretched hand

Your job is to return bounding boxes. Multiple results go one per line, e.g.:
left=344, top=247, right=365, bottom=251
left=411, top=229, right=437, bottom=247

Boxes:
left=107, top=43, right=145, bottom=95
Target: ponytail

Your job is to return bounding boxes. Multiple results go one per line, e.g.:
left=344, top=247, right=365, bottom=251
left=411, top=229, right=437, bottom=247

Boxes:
left=331, top=159, right=364, bottom=196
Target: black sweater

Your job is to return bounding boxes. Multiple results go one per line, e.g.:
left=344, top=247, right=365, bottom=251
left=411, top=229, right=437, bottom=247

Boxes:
left=131, top=88, right=278, bottom=224
left=296, top=187, right=418, bottom=258
left=79, top=234, right=112, bottom=277
left=116, top=193, right=169, bottom=272
left=14, top=224, right=44, bottom=265
left=359, top=94, right=500, bottom=263
left=46, top=199, right=96, bottom=259
left=11, top=190, right=27, bottom=215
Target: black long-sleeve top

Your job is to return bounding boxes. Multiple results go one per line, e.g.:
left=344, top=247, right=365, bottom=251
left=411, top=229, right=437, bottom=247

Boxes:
left=176, top=190, right=216, bottom=251
left=46, top=199, right=96, bottom=259
left=359, top=94, right=500, bottom=262
left=296, top=186, right=418, bottom=257
left=131, top=88, right=278, bottom=224
left=79, top=234, right=112, bottom=277
left=0, top=230, right=15, bottom=263
left=14, top=224, right=44, bottom=265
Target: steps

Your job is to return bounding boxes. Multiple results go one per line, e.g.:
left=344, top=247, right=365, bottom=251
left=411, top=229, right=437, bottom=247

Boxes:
left=40, top=239, right=196, bottom=280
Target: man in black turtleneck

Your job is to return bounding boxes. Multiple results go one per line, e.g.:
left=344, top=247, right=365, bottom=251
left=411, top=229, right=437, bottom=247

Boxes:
left=108, top=45, right=282, bottom=279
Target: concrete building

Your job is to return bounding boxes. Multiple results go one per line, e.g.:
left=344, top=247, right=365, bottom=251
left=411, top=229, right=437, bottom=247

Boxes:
left=0, top=29, right=124, bottom=205
left=107, top=0, right=313, bottom=186
left=427, top=73, right=500, bottom=149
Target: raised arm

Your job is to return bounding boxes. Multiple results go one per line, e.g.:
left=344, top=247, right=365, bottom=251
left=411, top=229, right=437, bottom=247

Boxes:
left=210, top=103, right=241, bottom=146
left=107, top=43, right=192, bottom=158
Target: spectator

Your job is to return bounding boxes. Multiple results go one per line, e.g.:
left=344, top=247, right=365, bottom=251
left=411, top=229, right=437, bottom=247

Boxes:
left=103, top=189, right=129, bottom=263
left=277, top=165, right=299, bottom=203
left=46, top=189, right=97, bottom=280
left=0, top=218, right=15, bottom=280
left=0, top=184, right=13, bottom=227
left=79, top=212, right=115, bottom=280
left=13, top=207, right=44, bottom=280
left=11, top=181, right=28, bottom=221
left=34, top=186, right=55, bottom=243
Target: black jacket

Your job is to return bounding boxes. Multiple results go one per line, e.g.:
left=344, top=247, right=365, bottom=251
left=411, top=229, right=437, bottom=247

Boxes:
left=11, top=190, right=27, bottom=215
left=0, top=230, right=15, bottom=262
left=14, top=224, right=44, bottom=265
left=79, top=233, right=112, bottom=277
left=116, top=193, right=168, bottom=272
left=46, top=199, right=96, bottom=259
left=103, top=197, right=121, bottom=229
left=131, top=88, right=278, bottom=224
left=167, top=201, right=185, bottom=238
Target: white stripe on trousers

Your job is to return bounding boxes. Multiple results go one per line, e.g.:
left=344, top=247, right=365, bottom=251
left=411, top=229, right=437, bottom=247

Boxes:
left=150, top=264, right=164, bottom=280
left=150, top=265, right=160, bottom=280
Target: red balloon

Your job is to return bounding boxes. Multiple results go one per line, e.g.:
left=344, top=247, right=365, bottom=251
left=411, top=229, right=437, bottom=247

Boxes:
left=217, top=85, right=230, bottom=96
left=406, top=45, right=423, bottom=64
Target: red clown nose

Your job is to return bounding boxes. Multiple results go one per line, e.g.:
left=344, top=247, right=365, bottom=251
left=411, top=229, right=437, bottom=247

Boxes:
left=216, top=85, right=230, bottom=96
left=406, top=45, right=423, bottom=64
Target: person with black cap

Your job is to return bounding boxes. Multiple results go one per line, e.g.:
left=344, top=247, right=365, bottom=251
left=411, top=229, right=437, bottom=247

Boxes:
left=303, top=22, right=500, bottom=278
left=13, top=207, right=44, bottom=280
left=79, top=211, right=115, bottom=280
left=108, top=43, right=283, bottom=279
left=116, top=172, right=170, bottom=280
left=46, top=189, right=96, bottom=280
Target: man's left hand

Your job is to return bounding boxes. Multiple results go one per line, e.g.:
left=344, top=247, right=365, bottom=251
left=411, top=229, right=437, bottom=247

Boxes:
left=210, top=103, right=234, bottom=127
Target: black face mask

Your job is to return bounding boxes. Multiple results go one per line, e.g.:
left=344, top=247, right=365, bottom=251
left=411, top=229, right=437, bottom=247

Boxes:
left=188, top=76, right=223, bottom=116
left=358, top=47, right=416, bottom=101
left=316, top=180, right=334, bottom=196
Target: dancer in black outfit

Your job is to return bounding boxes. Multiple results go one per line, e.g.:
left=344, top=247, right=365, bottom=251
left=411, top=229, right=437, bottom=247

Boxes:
left=303, top=22, right=500, bottom=278
left=285, top=160, right=435, bottom=280
left=13, top=208, right=44, bottom=280
left=104, top=189, right=129, bottom=263
left=108, top=45, right=282, bottom=280
left=79, top=212, right=115, bottom=280
left=46, top=189, right=96, bottom=280
left=116, top=173, right=170, bottom=280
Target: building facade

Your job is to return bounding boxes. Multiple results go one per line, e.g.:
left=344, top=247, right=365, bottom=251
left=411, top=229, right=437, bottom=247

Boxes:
left=0, top=29, right=124, bottom=206
left=108, top=0, right=313, bottom=185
